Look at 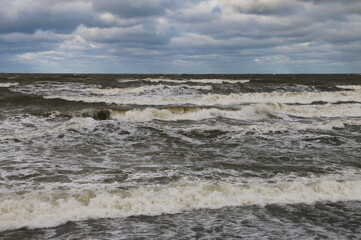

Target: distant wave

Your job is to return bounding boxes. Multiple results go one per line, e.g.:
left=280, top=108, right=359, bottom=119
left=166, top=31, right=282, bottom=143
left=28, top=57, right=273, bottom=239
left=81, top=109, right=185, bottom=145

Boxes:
left=45, top=89, right=361, bottom=105
left=79, top=104, right=361, bottom=122
left=177, top=119, right=361, bottom=133
left=1, top=177, right=360, bottom=231
left=79, top=84, right=212, bottom=95
left=0, top=82, right=19, bottom=88
left=144, top=78, right=250, bottom=84
left=337, top=85, right=361, bottom=90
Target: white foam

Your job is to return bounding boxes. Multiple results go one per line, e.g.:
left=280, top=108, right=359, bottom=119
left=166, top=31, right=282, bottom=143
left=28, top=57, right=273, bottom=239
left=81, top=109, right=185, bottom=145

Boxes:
left=45, top=89, right=361, bottom=106
left=262, top=103, right=361, bottom=118
left=0, top=82, right=19, bottom=87
left=86, top=103, right=361, bottom=122
left=109, top=107, right=270, bottom=122
left=10, top=82, right=100, bottom=96
left=80, top=84, right=211, bottom=95
left=0, top=117, right=96, bottom=140
left=179, top=119, right=361, bottom=133
left=81, top=85, right=163, bottom=95
left=145, top=78, right=250, bottom=84
left=1, top=177, right=360, bottom=231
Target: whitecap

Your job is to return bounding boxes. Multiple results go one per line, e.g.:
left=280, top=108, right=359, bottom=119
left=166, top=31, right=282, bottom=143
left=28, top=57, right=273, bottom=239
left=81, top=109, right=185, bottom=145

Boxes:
left=80, top=103, right=361, bottom=122
left=45, top=89, right=361, bottom=105
left=144, top=78, right=250, bottom=84
left=1, top=177, right=360, bottom=231
left=80, top=84, right=211, bottom=95
left=0, top=82, right=19, bottom=88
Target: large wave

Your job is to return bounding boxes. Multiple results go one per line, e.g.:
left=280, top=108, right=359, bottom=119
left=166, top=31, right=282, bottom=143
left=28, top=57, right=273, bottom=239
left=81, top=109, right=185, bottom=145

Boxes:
left=1, top=177, right=360, bottom=231
left=45, top=89, right=361, bottom=105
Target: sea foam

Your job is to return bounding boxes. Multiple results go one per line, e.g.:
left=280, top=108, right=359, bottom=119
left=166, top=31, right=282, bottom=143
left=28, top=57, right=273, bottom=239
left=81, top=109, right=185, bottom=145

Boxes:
left=1, top=178, right=360, bottom=231
left=0, top=82, right=19, bottom=87
left=45, top=89, right=361, bottom=105
left=80, top=84, right=211, bottom=95
left=144, top=78, right=250, bottom=84
left=80, top=103, right=361, bottom=122
left=178, top=119, right=361, bottom=133
left=0, top=117, right=96, bottom=140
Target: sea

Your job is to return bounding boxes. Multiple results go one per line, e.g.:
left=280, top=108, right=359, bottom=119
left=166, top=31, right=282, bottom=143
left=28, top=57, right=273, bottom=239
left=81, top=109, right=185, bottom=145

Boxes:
left=0, top=74, right=360, bottom=239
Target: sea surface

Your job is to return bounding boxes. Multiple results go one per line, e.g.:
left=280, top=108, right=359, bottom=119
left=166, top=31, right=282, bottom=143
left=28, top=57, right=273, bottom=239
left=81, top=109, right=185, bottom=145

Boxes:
left=0, top=74, right=360, bottom=239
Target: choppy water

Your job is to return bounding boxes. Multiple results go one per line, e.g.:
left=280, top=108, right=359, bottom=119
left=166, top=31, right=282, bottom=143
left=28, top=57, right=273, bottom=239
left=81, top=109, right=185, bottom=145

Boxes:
left=0, top=74, right=360, bottom=239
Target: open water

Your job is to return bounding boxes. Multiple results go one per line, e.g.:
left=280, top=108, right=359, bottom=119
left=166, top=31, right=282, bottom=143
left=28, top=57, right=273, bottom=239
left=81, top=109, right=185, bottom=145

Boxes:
left=0, top=74, right=360, bottom=239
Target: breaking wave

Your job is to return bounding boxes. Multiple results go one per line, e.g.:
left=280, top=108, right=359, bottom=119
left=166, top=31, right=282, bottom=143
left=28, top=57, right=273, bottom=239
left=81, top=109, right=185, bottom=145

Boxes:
left=144, top=78, right=250, bottom=84
left=1, top=177, right=360, bottom=231
left=80, top=103, right=361, bottom=122
left=264, top=103, right=361, bottom=118
left=179, top=119, right=361, bottom=133
left=2, top=103, right=360, bottom=140
left=337, top=85, right=361, bottom=90
left=79, top=84, right=211, bottom=95
left=0, top=82, right=19, bottom=88
left=83, top=107, right=272, bottom=122
left=45, top=89, right=361, bottom=105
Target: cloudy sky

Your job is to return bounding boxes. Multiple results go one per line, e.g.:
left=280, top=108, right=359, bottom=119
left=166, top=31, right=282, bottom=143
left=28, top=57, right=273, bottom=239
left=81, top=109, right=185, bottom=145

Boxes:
left=0, top=0, right=361, bottom=73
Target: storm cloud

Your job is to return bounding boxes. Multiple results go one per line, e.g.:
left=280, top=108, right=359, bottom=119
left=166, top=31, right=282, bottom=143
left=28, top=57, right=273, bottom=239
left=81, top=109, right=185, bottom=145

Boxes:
left=0, top=0, right=360, bottom=73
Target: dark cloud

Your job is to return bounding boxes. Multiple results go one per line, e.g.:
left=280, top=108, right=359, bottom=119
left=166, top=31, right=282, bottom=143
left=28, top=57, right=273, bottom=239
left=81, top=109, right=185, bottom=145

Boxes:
left=92, top=0, right=168, bottom=18
left=0, top=0, right=360, bottom=73
left=301, top=0, right=360, bottom=4
left=223, top=0, right=298, bottom=15
left=0, top=0, right=95, bottom=34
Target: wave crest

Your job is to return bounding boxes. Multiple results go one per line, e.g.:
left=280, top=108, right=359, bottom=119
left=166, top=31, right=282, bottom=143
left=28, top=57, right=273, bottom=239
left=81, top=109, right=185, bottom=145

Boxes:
left=79, top=103, right=361, bottom=122
left=45, top=89, right=361, bottom=105
left=0, top=82, right=19, bottom=88
left=1, top=178, right=360, bottom=231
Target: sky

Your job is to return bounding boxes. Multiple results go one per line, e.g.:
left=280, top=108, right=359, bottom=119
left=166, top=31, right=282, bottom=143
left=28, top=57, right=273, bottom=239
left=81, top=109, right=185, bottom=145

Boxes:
left=0, top=0, right=361, bottom=74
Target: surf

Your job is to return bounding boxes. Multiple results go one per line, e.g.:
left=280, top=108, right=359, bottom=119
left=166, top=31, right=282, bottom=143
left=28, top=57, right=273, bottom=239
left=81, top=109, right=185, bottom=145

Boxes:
left=44, top=89, right=361, bottom=106
left=144, top=78, right=250, bottom=84
left=1, top=177, right=360, bottom=231
left=0, top=82, right=19, bottom=88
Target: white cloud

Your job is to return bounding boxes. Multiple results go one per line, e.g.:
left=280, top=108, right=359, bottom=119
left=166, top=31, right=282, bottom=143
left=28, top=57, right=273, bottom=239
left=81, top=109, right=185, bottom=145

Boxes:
left=75, top=24, right=146, bottom=41
left=169, top=0, right=222, bottom=22
left=59, top=35, right=102, bottom=51
left=17, top=51, right=69, bottom=62
left=170, top=33, right=219, bottom=46
left=156, top=18, right=170, bottom=35
left=98, top=12, right=139, bottom=26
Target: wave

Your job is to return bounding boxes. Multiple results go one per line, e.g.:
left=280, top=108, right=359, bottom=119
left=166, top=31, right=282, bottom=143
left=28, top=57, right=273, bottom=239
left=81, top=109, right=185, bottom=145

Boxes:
left=0, top=82, right=19, bottom=88
left=179, top=119, right=361, bottom=133
left=9, top=82, right=101, bottom=96
left=264, top=103, right=361, bottom=118
left=45, top=89, right=361, bottom=105
left=337, top=85, right=361, bottom=90
left=80, top=84, right=211, bottom=95
left=2, top=103, right=359, bottom=140
left=79, top=103, right=361, bottom=122
left=92, top=107, right=272, bottom=122
left=144, top=78, right=250, bottom=84
left=1, top=177, right=360, bottom=231
left=0, top=117, right=96, bottom=140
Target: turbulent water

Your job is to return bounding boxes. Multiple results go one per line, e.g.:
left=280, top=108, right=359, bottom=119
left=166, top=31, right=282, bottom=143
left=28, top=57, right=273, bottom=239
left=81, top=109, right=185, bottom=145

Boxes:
left=0, top=74, right=360, bottom=239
